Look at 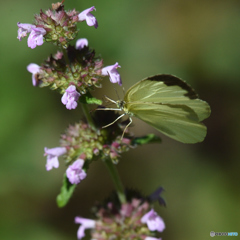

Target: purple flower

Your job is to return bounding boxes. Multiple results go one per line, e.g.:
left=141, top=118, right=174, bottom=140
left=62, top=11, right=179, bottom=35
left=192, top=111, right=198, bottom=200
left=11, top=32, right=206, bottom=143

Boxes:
left=66, top=159, right=87, bottom=184
left=78, top=6, right=98, bottom=29
left=17, top=22, right=36, bottom=41
left=141, top=209, right=165, bottom=232
left=17, top=22, right=46, bottom=48
left=27, top=63, right=41, bottom=86
left=44, top=147, right=67, bottom=171
left=61, top=85, right=81, bottom=110
left=75, top=217, right=96, bottom=239
left=145, top=237, right=162, bottom=240
left=27, top=27, right=46, bottom=49
left=76, top=38, right=88, bottom=50
left=101, top=62, right=122, bottom=85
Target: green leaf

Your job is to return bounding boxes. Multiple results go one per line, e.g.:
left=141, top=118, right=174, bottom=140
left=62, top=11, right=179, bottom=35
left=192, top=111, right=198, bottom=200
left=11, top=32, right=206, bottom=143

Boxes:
left=131, top=134, right=161, bottom=146
left=79, top=92, right=102, bottom=105
left=56, top=173, right=76, bottom=208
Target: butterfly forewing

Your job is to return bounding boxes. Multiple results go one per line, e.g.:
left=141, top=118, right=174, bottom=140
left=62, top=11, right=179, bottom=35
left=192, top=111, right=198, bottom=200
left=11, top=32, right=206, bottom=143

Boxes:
left=124, top=74, right=210, bottom=121
left=124, top=74, right=196, bottom=102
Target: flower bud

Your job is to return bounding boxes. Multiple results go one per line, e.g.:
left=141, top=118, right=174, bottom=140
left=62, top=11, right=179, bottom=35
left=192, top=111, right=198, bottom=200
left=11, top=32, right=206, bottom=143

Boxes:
left=76, top=38, right=88, bottom=50
left=27, top=63, right=41, bottom=86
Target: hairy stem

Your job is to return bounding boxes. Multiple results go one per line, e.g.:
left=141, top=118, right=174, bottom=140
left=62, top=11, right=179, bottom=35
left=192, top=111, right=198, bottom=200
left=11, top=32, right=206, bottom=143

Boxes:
left=104, top=158, right=126, bottom=204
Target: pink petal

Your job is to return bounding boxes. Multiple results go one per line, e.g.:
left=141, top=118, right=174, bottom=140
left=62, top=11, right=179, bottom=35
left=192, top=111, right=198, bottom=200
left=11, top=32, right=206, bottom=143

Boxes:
left=27, top=63, right=40, bottom=74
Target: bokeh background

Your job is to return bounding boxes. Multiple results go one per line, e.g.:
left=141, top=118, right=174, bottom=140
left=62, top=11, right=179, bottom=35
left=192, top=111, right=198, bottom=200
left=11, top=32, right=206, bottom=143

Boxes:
left=1, top=0, right=240, bottom=239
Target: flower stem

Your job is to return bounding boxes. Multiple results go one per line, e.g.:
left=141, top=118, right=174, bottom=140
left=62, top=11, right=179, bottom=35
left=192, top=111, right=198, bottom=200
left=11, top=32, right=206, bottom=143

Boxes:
left=104, top=158, right=126, bottom=204
left=81, top=103, right=96, bottom=130
left=61, top=47, right=73, bottom=75
left=62, top=47, right=71, bottom=66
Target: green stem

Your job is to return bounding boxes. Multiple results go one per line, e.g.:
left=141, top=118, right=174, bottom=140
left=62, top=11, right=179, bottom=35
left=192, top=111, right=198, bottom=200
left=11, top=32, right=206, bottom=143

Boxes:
left=104, top=158, right=126, bottom=204
left=81, top=103, right=96, bottom=130
left=62, top=47, right=71, bottom=66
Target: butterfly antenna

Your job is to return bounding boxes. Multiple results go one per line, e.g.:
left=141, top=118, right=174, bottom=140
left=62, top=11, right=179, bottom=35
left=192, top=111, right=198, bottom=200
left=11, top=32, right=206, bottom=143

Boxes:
left=121, top=117, right=132, bottom=140
left=113, top=85, right=120, bottom=100
left=106, top=70, right=121, bottom=100
left=122, top=86, right=125, bottom=96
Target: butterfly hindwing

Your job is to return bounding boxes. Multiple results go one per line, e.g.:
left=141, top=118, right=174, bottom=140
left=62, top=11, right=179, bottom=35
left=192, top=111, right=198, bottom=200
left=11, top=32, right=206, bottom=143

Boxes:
left=126, top=102, right=207, bottom=143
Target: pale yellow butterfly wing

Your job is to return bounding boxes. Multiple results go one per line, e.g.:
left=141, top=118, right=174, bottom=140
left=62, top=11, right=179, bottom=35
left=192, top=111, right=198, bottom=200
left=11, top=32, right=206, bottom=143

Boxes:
left=123, top=74, right=211, bottom=143
left=126, top=102, right=207, bottom=143
left=124, top=74, right=211, bottom=122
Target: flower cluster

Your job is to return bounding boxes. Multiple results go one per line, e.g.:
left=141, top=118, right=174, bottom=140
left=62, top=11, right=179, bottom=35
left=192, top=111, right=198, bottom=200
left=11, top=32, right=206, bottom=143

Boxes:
left=26, top=43, right=121, bottom=109
left=28, top=44, right=104, bottom=93
left=75, top=197, right=165, bottom=240
left=44, top=115, right=134, bottom=184
left=59, top=119, right=133, bottom=164
left=17, top=4, right=98, bottom=49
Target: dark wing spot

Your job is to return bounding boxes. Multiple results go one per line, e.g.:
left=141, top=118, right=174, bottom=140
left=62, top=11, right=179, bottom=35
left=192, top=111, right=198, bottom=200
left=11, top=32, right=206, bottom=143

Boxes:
left=146, top=74, right=198, bottom=99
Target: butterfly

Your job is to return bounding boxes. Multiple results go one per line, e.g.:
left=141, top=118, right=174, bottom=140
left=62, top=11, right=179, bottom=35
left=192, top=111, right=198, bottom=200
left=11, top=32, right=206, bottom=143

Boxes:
left=99, top=74, right=211, bottom=144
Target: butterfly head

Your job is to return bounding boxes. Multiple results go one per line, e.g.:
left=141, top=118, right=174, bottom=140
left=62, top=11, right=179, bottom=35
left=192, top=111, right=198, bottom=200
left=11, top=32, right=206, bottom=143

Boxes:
left=116, top=100, right=125, bottom=110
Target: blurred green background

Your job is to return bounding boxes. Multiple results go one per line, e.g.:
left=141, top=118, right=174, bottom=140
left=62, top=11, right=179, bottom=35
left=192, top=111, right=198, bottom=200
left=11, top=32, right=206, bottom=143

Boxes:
left=1, top=0, right=240, bottom=239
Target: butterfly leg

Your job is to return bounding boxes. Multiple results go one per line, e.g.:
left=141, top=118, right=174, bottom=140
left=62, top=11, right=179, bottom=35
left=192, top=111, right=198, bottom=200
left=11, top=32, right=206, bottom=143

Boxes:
left=102, top=113, right=126, bottom=128
left=121, top=117, right=132, bottom=140
left=96, top=108, right=122, bottom=111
